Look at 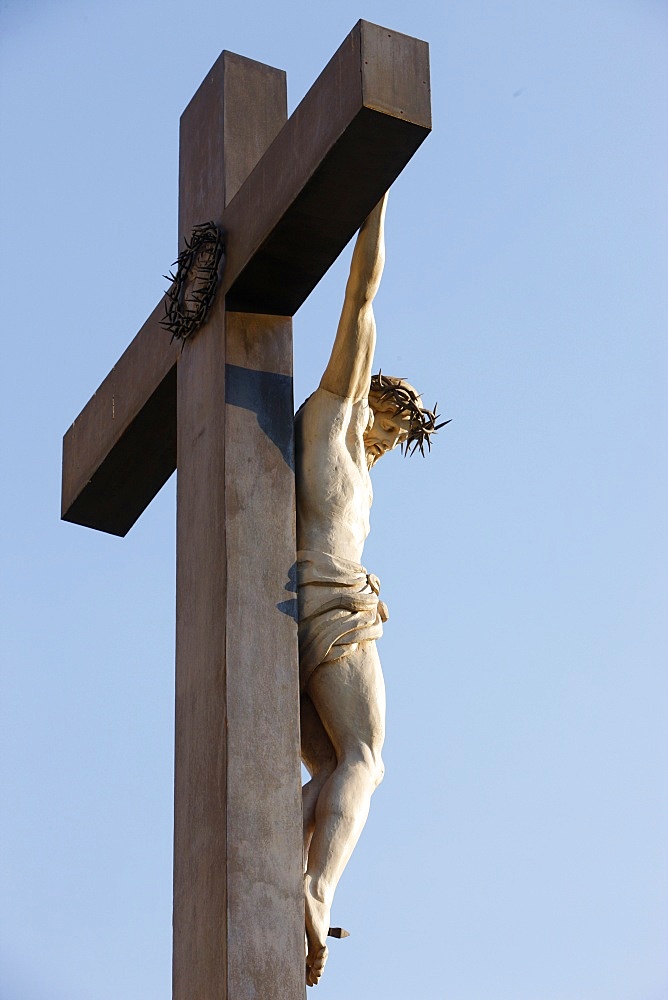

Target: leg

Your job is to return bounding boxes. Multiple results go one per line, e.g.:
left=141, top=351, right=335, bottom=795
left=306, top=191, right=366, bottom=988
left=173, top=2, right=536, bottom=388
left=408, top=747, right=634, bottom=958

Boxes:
left=303, top=641, right=386, bottom=986
left=301, top=692, right=337, bottom=869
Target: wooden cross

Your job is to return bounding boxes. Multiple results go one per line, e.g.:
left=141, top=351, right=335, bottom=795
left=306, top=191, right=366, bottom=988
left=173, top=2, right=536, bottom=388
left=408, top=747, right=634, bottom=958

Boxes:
left=61, top=21, right=430, bottom=999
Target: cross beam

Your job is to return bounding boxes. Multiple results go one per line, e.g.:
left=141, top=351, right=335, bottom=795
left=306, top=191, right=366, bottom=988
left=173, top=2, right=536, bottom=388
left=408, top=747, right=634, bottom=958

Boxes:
left=61, top=20, right=431, bottom=537
left=61, top=20, right=431, bottom=1000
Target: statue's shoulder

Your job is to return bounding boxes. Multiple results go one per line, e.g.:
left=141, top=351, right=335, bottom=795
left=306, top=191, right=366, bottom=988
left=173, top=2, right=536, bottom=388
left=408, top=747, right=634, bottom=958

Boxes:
left=298, top=387, right=369, bottom=434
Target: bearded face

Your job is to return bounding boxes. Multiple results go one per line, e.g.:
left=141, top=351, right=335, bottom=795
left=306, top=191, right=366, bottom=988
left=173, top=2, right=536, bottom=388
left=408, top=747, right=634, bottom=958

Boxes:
left=363, top=401, right=413, bottom=468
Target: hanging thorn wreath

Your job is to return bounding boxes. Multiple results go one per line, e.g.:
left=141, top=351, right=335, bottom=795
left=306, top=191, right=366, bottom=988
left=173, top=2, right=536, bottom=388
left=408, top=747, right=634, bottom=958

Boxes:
left=161, top=222, right=225, bottom=344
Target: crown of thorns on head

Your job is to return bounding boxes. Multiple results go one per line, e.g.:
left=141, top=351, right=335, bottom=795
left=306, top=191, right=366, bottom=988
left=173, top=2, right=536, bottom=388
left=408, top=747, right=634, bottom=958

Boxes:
left=161, top=222, right=225, bottom=343
left=369, top=372, right=450, bottom=456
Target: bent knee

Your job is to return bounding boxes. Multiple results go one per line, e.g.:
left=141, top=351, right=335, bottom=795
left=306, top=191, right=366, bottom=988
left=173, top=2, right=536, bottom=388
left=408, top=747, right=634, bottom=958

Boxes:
left=369, top=754, right=384, bottom=789
left=342, top=745, right=384, bottom=789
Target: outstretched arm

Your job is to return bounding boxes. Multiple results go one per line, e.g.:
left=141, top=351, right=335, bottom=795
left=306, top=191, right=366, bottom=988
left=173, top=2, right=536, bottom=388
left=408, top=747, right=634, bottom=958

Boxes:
left=319, top=192, right=388, bottom=401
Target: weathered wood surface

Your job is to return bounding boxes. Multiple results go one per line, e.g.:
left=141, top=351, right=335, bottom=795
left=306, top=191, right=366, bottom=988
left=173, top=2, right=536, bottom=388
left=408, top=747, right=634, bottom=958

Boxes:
left=61, top=19, right=431, bottom=537
left=223, top=312, right=302, bottom=999
left=224, top=20, right=431, bottom=313
left=60, top=302, right=178, bottom=537
left=172, top=53, right=303, bottom=1000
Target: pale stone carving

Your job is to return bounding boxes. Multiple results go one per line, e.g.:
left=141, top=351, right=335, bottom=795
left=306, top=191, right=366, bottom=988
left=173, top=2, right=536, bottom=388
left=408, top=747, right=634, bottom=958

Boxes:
left=296, top=193, right=441, bottom=986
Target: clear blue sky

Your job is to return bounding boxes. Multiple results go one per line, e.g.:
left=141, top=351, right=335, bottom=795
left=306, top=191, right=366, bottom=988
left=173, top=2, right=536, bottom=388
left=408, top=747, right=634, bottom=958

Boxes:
left=1, top=1, right=666, bottom=998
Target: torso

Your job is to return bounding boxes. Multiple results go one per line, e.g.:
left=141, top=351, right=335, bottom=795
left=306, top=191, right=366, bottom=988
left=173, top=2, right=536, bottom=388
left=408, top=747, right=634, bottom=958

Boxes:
left=295, top=387, right=372, bottom=564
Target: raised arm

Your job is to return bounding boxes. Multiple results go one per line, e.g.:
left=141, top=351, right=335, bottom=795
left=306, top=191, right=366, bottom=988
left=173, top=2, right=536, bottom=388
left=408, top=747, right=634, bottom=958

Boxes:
left=319, top=193, right=388, bottom=401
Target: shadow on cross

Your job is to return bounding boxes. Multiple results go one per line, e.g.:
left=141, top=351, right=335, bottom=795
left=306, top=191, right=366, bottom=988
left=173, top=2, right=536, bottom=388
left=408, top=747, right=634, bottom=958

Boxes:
left=225, top=363, right=295, bottom=471
left=225, top=363, right=299, bottom=624
left=276, top=561, right=299, bottom=623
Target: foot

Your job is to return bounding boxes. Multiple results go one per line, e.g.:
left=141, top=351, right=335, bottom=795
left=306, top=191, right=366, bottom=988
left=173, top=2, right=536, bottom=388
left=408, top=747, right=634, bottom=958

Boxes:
left=304, top=874, right=330, bottom=987
left=305, top=944, right=328, bottom=987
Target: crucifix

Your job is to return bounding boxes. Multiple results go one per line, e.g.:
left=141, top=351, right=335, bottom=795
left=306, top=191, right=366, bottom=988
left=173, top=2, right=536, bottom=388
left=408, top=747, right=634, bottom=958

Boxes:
left=61, top=21, right=431, bottom=998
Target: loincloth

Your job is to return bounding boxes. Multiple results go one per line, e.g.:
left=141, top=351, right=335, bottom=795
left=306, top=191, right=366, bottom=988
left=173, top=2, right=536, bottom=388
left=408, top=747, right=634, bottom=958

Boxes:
left=297, top=549, right=389, bottom=692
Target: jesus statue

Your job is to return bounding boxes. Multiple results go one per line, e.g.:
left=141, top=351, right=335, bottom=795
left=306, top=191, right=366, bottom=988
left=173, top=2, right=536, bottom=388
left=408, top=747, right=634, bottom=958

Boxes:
left=296, top=192, right=443, bottom=986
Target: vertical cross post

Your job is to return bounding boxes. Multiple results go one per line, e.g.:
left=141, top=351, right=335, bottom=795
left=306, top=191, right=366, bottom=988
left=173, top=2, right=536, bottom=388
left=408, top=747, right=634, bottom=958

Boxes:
left=173, top=54, right=304, bottom=999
